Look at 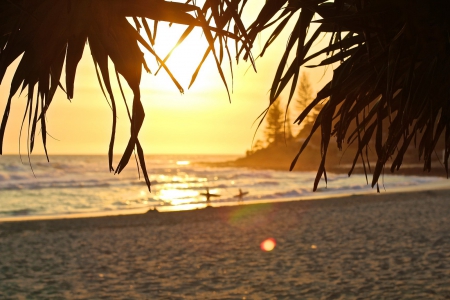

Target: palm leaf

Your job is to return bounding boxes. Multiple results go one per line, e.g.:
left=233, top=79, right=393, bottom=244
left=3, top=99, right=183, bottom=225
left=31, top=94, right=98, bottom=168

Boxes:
left=242, top=0, right=450, bottom=187
left=3, top=0, right=450, bottom=192
left=0, top=0, right=249, bottom=191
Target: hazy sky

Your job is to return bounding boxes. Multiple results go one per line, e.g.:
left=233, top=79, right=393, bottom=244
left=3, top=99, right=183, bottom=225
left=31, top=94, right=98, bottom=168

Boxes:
left=0, top=5, right=332, bottom=155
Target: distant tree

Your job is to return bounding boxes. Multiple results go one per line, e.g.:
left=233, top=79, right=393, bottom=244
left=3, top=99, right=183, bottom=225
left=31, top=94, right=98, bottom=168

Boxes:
left=284, top=113, right=293, bottom=142
left=295, top=73, right=324, bottom=140
left=296, top=72, right=314, bottom=115
left=264, top=99, right=285, bottom=145
left=295, top=72, right=315, bottom=138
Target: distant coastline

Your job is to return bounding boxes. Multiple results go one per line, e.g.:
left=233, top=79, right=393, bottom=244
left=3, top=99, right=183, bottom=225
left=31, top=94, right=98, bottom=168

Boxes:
left=206, top=143, right=449, bottom=178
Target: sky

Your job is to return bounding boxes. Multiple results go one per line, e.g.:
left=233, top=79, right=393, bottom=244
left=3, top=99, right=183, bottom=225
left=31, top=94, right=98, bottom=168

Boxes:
left=0, top=3, right=332, bottom=156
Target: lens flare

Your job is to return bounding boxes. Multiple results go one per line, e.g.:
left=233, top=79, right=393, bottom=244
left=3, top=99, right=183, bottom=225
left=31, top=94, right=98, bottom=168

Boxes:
left=260, top=238, right=276, bottom=252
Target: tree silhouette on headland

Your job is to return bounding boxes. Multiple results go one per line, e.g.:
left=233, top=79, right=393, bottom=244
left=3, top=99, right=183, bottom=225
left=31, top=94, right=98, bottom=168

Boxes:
left=295, top=72, right=323, bottom=141
left=242, top=73, right=323, bottom=170
left=264, top=99, right=292, bottom=146
left=1, top=0, right=450, bottom=191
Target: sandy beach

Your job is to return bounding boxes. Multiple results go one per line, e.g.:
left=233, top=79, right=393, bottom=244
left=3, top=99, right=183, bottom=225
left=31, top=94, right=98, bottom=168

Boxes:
left=1, top=189, right=450, bottom=299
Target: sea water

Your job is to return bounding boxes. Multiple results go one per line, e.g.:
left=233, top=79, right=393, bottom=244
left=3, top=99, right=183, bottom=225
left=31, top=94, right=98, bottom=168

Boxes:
left=0, top=154, right=447, bottom=220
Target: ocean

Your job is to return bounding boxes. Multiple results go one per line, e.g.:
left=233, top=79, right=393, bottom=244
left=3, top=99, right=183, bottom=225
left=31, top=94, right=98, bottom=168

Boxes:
left=0, top=154, right=447, bottom=220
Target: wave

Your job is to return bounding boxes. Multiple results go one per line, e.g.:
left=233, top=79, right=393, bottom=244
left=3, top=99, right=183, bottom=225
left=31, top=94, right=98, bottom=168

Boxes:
left=111, top=198, right=160, bottom=206
left=253, top=181, right=280, bottom=187
left=226, top=172, right=274, bottom=180
left=260, top=189, right=307, bottom=199
left=0, top=177, right=167, bottom=191
left=0, top=208, right=36, bottom=216
left=0, top=180, right=112, bottom=191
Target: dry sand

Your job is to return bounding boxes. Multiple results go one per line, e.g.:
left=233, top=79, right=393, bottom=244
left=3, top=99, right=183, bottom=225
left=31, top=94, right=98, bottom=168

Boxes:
left=1, top=189, right=450, bottom=299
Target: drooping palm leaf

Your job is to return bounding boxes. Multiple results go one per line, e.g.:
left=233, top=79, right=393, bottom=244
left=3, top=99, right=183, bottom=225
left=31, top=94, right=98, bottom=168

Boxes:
left=0, top=0, right=249, bottom=191
left=240, top=0, right=450, bottom=190
left=3, top=0, right=450, bottom=192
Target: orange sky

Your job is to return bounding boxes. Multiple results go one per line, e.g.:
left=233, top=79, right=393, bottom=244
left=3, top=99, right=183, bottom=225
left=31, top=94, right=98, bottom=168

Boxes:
left=0, top=6, right=332, bottom=155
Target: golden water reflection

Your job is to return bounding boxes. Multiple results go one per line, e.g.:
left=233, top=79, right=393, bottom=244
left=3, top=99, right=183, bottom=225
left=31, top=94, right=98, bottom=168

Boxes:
left=158, top=189, right=198, bottom=205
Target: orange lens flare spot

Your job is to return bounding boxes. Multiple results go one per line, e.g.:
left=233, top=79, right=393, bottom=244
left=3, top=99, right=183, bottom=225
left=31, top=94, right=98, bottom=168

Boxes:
left=260, top=238, right=276, bottom=252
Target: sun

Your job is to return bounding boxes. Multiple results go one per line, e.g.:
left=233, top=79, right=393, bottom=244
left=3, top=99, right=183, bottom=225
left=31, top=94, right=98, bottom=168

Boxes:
left=142, top=23, right=223, bottom=93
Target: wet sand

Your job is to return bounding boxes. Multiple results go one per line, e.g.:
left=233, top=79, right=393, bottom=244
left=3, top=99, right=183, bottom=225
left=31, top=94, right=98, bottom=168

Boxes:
left=1, top=189, right=450, bottom=299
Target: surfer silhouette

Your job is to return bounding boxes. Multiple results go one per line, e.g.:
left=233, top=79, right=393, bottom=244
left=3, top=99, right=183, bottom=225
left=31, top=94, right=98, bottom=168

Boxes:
left=234, top=189, right=249, bottom=202
left=200, top=187, right=220, bottom=206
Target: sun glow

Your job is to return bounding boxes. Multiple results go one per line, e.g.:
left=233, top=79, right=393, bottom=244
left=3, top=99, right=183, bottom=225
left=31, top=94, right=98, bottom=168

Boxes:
left=0, top=4, right=332, bottom=156
left=142, top=24, right=223, bottom=93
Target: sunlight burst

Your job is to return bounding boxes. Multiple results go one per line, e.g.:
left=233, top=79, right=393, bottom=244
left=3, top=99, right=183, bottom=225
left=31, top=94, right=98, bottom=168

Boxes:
left=143, top=25, right=218, bottom=93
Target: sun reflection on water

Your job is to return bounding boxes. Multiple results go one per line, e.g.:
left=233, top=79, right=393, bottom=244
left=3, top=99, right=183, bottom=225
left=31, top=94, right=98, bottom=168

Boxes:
left=157, top=189, right=198, bottom=205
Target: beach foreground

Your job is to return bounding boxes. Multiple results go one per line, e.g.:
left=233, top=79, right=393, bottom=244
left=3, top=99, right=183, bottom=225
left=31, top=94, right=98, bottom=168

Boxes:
left=1, top=190, right=450, bottom=299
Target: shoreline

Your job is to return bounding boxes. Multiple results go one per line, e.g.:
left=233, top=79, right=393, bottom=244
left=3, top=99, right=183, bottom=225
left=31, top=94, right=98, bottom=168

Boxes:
left=1, top=181, right=449, bottom=224
left=2, top=187, right=449, bottom=231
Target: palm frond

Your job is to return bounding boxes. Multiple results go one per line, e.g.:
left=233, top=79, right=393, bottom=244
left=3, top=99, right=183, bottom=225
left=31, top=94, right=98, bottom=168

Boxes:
left=0, top=0, right=249, bottom=191
left=2, top=0, right=450, bottom=191
left=240, top=0, right=450, bottom=190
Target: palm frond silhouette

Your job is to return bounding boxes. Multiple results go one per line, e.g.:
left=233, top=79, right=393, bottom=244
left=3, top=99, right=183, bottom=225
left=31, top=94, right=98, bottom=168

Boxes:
left=0, top=0, right=249, bottom=190
left=240, top=0, right=450, bottom=190
left=2, top=0, right=449, bottom=190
